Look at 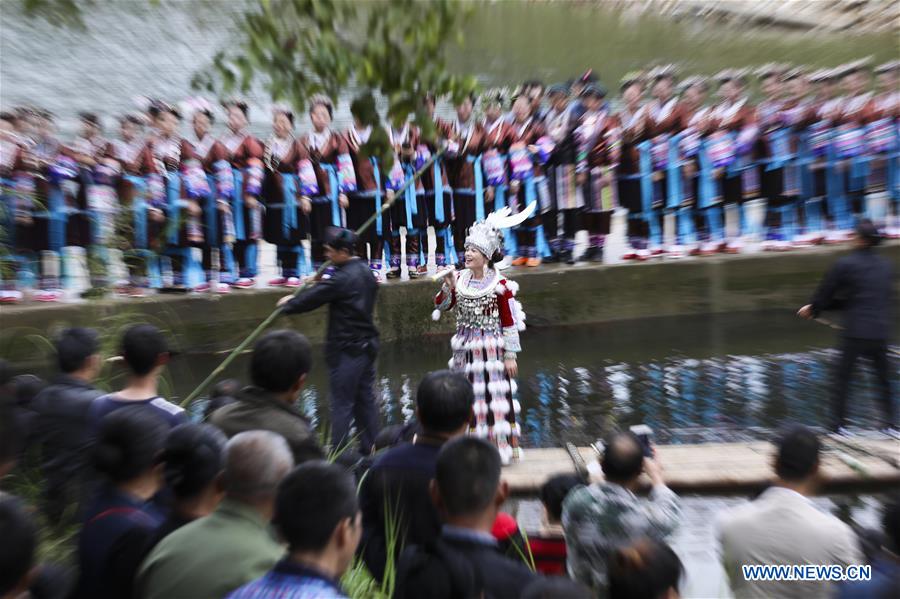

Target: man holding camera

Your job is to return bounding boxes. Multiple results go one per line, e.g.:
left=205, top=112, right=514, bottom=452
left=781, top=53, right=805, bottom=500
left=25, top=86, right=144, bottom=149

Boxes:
left=561, top=430, right=682, bottom=593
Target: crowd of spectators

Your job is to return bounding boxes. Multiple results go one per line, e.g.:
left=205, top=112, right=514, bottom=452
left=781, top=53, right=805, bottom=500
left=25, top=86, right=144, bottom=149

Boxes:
left=1, top=324, right=897, bottom=598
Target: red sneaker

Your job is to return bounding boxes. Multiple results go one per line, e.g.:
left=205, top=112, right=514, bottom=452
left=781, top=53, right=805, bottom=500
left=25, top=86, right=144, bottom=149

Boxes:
left=268, top=277, right=286, bottom=287
left=233, top=278, right=256, bottom=289
left=34, top=289, right=62, bottom=302
left=0, top=290, right=23, bottom=304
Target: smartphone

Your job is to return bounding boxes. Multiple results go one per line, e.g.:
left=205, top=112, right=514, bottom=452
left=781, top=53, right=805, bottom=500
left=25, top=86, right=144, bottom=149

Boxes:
left=630, top=424, right=654, bottom=457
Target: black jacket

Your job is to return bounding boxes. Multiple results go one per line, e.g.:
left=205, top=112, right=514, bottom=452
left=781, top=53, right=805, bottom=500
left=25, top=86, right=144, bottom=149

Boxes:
left=395, top=529, right=539, bottom=599
left=32, top=375, right=104, bottom=505
left=811, top=247, right=894, bottom=340
left=360, top=440, right=444, bottom=582
left=281, top=257, right=379, bottom=357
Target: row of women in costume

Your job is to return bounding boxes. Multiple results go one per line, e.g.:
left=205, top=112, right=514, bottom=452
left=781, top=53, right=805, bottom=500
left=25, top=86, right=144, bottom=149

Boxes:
left=471, top=57, right=900, bottom=265
left=0, top=95, right=389, bottom=302
left=607, top=58, right=900, bottom=258
left=1, top=99, right=268, bottom=302
left=367, top=56, right=899, bottom=272
left=2, top=57, right=898, bottom=302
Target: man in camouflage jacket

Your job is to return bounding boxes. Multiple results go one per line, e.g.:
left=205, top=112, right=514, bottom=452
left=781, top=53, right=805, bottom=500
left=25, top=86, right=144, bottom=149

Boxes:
left=562, top=431, right=681, bottom=592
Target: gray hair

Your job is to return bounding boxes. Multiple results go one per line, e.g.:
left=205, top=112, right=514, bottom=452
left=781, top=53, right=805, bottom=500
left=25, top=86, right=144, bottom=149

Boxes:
left=223, top=431, right=294, bottom=500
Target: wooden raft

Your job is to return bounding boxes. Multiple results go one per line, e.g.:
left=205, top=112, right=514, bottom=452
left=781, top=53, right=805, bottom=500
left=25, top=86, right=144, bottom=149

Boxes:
left=505, top=439, right=900, bottom=496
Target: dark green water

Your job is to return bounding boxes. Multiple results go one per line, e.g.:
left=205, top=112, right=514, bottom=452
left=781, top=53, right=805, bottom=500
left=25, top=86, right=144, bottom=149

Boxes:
left=183, top=310, right=900, bottom=446
left=14, top=310, right=894, bottom=447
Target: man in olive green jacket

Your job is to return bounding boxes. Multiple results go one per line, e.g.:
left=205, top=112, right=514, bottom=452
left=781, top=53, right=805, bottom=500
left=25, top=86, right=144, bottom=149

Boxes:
left=209, top=330, right=324, bottom=463
left=136, top=431, right=294, bottom=599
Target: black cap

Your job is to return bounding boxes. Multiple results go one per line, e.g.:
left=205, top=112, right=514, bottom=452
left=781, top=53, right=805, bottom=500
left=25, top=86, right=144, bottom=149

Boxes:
left=579, top=69, right=598, bottom=84
left=855, top=218, right=882, bottom=246
left=324, top=226, right=357, bottom=252
left=79, top=112, right=100, bottom=127
left=581, top=83, right=607, bottom=98
left=547, top=83, right=569, bottom=97
left=149, top=100, right=182, bottom=120
left=119, top=112, right=146, bottom=127
left=222, top=99, right=250, bottom=118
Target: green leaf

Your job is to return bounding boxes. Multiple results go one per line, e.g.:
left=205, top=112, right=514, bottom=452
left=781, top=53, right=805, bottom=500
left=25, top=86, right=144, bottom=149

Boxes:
left=184, top=0, right=471, bottom=136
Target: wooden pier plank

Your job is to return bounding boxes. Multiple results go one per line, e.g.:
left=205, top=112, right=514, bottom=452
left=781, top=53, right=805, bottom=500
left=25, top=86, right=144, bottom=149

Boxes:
left=505, top=440, right=900, bottom=495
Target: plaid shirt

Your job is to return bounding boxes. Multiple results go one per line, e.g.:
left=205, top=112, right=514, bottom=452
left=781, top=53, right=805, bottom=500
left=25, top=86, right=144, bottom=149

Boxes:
left=226, top=560, right=348, bottom=599
left=561, top=482, right=681, bottom=591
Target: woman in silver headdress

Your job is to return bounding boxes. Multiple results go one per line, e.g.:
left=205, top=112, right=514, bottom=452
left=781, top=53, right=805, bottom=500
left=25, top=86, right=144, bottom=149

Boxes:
left=431, top=204, right=534, bottom=464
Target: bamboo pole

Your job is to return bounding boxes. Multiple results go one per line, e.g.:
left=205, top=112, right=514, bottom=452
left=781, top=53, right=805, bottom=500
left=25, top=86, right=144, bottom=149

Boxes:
left=180, top=147, right=447, bottom=408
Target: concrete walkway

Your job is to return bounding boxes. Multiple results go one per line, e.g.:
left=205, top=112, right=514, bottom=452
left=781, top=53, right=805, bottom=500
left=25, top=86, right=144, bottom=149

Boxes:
left=2, top=242, right=898, bottom=356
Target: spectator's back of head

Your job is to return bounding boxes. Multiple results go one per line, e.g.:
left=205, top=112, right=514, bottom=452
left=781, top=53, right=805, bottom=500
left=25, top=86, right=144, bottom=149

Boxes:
left=212, top=378, right=241, bottom=399
left=93, top=405, right=168, bottom=484
left=774, top=425, right=820, bottom=483
left=416, top=370, right=474, bottom=435
left=521, top=577, right=592, bottom=599
left=274, top=462, right=360, bottom=567
left=541, top=473, right=584, bottom=523
left=203, top=378, right=242, bottom=420
left=435, top=437, right=502, bottom=518
left=12, top=374, right=46, bottom=406
left=162, top=423, right=227, bottom=500
left=0, top=495, right=36, bottom=597
left=856, top=218, right=882, bottom=247
left=602, top=432, right=645, bottom=485
left=373, top=424, right=408, bottom=451
left=250, top=330, right=312, bottom=393
left=223, top=431, right=294, bottom=502
left=121, top=324, right=170, bottom=376
left=56, top=327, right=100, bottom=374
left=608, top=537, right=683, bottom=599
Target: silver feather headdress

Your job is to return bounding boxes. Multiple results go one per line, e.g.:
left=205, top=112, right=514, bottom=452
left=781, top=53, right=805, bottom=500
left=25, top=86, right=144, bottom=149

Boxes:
left=465, top=202, right=537, bottom=258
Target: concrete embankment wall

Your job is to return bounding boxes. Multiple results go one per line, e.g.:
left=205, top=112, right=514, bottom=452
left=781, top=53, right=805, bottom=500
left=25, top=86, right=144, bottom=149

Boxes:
left=2, top=244, right=898, bottom=358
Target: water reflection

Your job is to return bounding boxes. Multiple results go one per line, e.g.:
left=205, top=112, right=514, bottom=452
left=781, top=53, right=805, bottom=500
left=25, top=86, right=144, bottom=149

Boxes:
left=10, top=310, right=895, bottom=445
left=175, top=311, right=898, bottom=447
left=519, top=347, right=897, bottom=448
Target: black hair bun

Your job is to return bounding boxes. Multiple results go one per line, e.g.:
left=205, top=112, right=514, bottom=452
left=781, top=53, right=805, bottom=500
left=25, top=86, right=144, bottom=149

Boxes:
left=93, top=405, right=169, bottom=483
left=162, top=424, right=227, bottom=498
